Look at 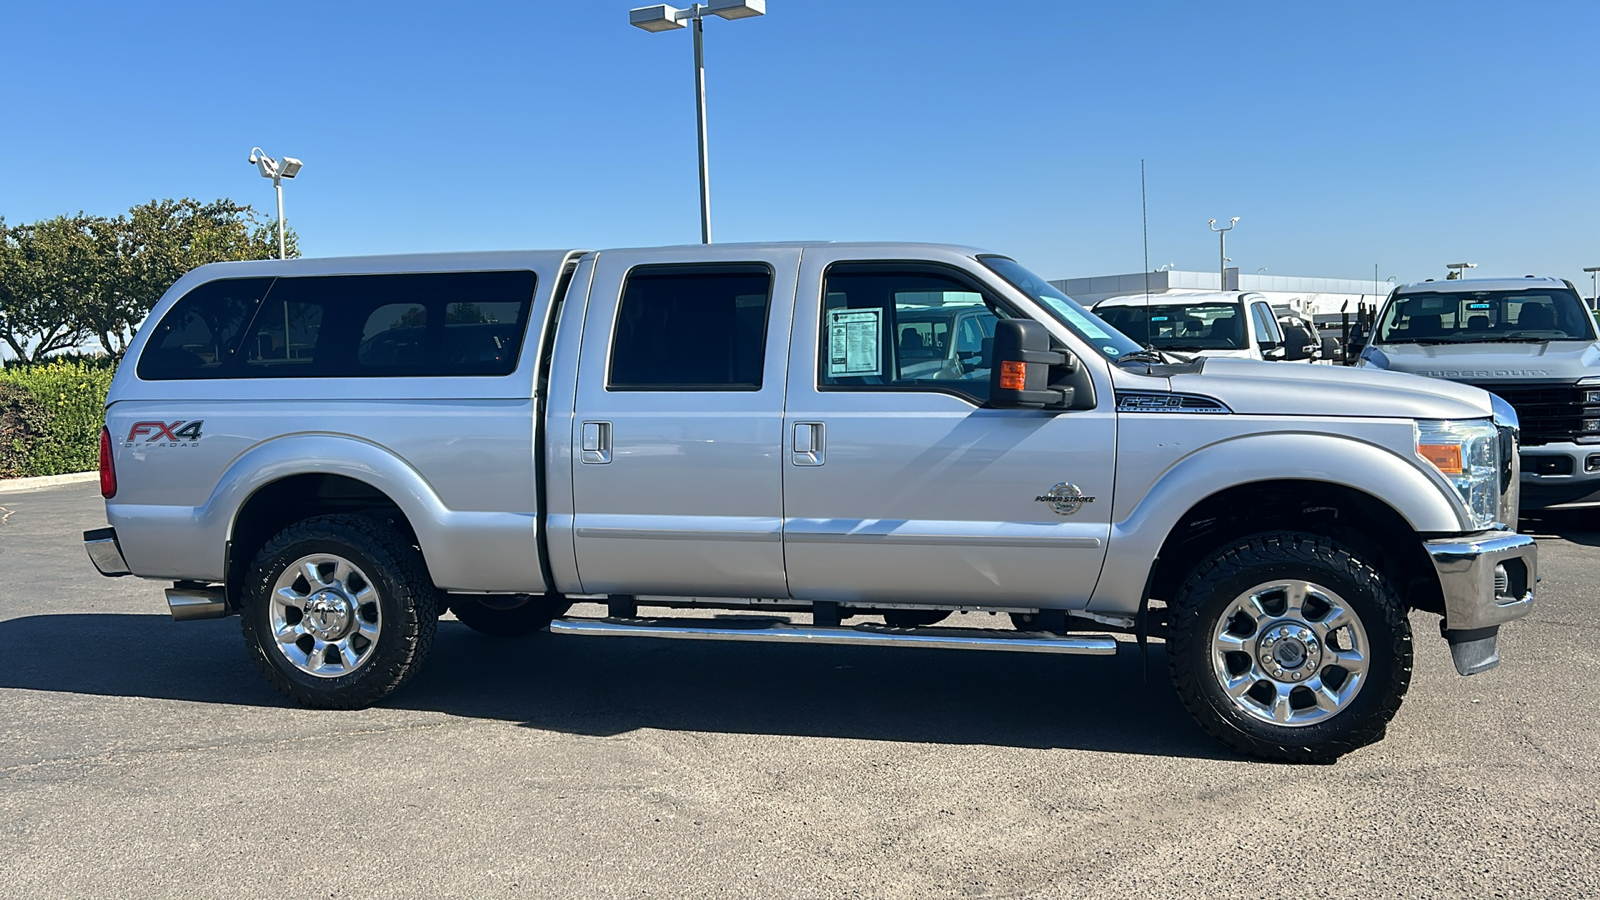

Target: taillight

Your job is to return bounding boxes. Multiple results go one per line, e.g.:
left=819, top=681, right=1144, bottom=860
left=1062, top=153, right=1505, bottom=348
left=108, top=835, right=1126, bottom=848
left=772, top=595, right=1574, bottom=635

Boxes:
left=99, top=426, right=117, bottom=499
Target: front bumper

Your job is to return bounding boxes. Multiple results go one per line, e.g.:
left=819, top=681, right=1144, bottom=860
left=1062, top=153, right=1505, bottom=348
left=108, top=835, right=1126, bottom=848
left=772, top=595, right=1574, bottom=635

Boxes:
left=1424, top=531, right=1537, bottom=675
left=84, top=527, right=131, bottom=577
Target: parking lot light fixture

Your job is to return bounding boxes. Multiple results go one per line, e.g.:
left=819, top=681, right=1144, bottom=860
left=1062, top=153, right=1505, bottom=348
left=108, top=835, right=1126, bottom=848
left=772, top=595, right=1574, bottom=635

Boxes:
left=247, top=147, right=302, bottom=259
left=629, top=1, right=766, bottom=244
left=1208, top=217, right=1239, bottom=290
left=1446, top=262, right=1477, bottom=280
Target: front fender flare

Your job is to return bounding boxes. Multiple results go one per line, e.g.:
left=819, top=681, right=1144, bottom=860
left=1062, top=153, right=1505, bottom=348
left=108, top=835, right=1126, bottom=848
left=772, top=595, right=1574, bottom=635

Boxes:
left=1088, top=432, right=1465, bottom=615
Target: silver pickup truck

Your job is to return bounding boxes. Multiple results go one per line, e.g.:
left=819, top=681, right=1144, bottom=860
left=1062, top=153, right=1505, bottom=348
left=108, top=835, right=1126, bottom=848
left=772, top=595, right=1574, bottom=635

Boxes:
left=83, top=243, right=1536, bottom=763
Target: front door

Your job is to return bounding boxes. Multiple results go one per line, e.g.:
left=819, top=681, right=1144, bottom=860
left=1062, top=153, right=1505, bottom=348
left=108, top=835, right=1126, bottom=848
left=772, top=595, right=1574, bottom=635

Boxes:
left=781, top=251, right=1116, bottom=607
left=568, top=247, right=799, bottom=598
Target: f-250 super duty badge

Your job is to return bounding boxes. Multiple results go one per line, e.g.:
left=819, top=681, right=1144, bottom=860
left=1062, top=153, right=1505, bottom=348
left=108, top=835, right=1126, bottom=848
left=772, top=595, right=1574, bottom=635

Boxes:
left=1035, top=482, right=1094, bottom=516
left=126, top=421, right=204, bottom=448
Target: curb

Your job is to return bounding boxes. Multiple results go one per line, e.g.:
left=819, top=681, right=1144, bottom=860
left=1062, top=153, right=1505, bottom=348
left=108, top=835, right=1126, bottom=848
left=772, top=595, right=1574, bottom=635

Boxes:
left=0, top=471, right=98, bottom=494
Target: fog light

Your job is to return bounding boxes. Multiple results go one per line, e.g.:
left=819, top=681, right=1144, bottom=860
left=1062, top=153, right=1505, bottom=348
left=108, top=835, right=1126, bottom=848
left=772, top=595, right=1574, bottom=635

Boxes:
left=1589, top=454, right=1600, bottom=473
left=1494, top=564, right=1509, bottom=597
left=1586, top=419, right=1600, bottom=433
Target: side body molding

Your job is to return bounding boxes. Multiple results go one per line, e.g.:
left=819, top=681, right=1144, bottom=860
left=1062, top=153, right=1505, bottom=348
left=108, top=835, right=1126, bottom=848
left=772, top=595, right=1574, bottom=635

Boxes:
left=108, top=433, right=544, bottom=593
left=1088, top=431, right=1468, bottom=616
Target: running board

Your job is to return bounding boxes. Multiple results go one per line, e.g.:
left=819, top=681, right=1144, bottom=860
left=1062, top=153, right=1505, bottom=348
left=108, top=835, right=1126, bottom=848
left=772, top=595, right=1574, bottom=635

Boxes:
left=549, top=616, right=1118, bottom=655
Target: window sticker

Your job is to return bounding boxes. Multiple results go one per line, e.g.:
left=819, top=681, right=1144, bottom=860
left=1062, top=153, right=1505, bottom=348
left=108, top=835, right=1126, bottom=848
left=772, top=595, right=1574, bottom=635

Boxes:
left=827, top=308, right=882, bottom=376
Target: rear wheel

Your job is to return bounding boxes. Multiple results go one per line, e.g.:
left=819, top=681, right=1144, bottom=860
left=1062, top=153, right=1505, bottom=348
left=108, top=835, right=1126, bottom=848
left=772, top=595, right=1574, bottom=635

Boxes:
left=448, top=594, right=570, bottom=637
left=240, top=514, right=438, bottom=709
left=1168, top=531, right=1412, bottom=763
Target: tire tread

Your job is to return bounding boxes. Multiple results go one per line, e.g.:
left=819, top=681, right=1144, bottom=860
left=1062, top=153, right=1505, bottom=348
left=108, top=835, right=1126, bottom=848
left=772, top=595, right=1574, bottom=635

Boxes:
left=1168, top=531, right=1413, bottom=763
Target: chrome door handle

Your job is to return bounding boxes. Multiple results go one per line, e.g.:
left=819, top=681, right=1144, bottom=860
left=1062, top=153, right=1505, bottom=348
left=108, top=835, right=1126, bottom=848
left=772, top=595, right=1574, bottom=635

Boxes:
left=581, top=421, right=612, bottom=464
left=792, top=422, right=824, bottom=466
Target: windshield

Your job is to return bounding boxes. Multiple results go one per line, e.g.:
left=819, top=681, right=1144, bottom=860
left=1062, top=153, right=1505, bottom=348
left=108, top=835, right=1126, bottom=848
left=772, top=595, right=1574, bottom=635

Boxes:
left=978, top=256, right=1143, bottom=359
left=1095, top=302, right=1249, bottom=351
left=1376, top=288, right=1596, bottom=343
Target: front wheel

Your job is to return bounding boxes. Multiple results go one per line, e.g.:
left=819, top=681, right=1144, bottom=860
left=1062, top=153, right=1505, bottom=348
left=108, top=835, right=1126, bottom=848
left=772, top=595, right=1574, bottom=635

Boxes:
left=240, top=514, right=439, bottom=709
left=1167, top=531, right=1412, bottom=763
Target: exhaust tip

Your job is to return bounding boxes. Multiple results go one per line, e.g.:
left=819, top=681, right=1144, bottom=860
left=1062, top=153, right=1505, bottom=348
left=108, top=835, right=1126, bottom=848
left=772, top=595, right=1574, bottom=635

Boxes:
left=166, top=585, right=233, bottom=621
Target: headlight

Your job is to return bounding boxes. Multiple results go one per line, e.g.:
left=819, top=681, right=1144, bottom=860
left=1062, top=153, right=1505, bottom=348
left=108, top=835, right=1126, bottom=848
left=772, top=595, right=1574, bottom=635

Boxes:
left=1417, top=418, right=1500, bottom=530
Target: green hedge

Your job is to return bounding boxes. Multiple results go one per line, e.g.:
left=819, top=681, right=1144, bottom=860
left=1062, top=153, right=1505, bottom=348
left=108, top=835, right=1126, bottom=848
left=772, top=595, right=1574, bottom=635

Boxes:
left=0, top=360, right=115, bottom=478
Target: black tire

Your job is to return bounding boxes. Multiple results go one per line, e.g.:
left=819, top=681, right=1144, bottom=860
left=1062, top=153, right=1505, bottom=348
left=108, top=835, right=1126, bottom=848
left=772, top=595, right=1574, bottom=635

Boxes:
left=240, top=513, right=439, bottom=709
left=1168, top=531, right=1412, bottom=763
left=448, top=595, right=570, bottom=637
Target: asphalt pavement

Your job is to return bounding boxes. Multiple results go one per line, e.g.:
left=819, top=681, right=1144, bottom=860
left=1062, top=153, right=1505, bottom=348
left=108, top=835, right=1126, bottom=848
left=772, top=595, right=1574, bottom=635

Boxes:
left=2, top=481, right=1597, bottom=898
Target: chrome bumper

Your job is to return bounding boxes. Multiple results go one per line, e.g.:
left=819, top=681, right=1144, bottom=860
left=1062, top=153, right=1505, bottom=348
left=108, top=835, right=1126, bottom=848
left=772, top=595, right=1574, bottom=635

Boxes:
left=83, top=527, right=131, bottom=577
left=1425, top=531, right=1537, bottom=676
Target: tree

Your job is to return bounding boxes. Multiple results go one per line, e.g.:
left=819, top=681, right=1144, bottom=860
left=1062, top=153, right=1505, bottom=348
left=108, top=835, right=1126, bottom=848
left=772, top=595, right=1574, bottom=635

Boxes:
left=93, top=199, right=292, bottom=357
left=0, top=214, right=108, bottom=362
left=0, top=199, right=295, bottom=362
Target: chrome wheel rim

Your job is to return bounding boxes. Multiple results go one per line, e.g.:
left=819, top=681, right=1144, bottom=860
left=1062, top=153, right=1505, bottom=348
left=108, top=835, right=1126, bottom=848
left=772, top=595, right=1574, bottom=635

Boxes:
left=1210, top=579, right=1370, bottom=728
left=270, top=553, right=381, bottom=678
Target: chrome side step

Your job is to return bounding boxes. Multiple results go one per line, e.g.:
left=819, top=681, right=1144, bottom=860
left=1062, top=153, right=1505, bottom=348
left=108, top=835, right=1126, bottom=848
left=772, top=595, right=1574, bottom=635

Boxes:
left=549, top=616, right=1119, bottom=655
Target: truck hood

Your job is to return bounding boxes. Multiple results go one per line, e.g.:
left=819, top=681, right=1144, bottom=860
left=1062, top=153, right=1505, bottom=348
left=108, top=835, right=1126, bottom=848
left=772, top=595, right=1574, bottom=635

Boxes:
left=1159, top=358, right=1492, bottom=420
left=1365, top=340, right=1600, bottom=381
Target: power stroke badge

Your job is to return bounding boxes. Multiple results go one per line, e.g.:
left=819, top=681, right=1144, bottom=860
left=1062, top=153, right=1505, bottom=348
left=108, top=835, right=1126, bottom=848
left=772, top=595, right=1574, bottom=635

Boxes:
left=1035, top=482, right=1095, bottom=516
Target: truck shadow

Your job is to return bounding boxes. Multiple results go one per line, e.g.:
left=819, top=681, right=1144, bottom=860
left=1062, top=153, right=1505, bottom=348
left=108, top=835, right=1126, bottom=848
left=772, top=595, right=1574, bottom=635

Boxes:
left=1519, top=510, right=1600, bottom=548
left=0, top=613, right=1232, bottom=761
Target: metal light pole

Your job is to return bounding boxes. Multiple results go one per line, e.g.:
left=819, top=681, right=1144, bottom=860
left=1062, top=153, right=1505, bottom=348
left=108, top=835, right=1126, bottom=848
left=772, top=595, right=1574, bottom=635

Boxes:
left=1208, top=217, right=1239, bottom=290
left=248, top=148, right=303, bottom=259
left=630, top=1, right=766, bottom=244
left=1583, top=266, right=1600, bottom=306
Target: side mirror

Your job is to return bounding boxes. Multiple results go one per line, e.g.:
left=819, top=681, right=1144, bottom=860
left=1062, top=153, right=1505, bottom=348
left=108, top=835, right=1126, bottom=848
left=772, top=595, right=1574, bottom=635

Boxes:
left=989, top=319, right=1076, bottom=409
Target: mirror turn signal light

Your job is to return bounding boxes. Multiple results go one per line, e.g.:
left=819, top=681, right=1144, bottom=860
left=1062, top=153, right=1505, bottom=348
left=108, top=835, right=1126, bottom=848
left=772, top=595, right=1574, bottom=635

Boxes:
left=999, top=360, right=1028, bottom=392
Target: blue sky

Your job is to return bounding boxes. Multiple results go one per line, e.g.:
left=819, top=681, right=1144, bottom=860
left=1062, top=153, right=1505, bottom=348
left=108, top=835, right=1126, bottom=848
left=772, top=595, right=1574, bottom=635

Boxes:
left=3, top=0, right=1598, bottom=290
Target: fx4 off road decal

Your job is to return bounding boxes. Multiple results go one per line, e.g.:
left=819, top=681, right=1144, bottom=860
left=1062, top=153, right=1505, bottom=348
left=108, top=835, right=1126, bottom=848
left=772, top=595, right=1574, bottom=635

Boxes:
left=126, top=421, right=204, bottom=448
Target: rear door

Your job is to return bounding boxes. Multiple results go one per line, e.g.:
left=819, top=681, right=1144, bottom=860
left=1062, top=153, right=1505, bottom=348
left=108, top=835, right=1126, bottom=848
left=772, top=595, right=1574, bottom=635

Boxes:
left=566, top=246, right=799, bottom=597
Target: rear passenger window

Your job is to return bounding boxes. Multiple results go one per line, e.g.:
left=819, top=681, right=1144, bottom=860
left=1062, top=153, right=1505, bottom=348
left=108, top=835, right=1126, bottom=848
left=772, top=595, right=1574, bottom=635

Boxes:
left=136, top=278, right=273, bottom=381
left=608, top=264, right=772, bottom=391
left=232, top=270, right=537, bottom=378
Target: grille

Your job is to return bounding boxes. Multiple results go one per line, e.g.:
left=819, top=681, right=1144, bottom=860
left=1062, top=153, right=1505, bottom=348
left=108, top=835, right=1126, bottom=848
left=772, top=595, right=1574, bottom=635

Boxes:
left=1464, top=381, right=1598, bottom=446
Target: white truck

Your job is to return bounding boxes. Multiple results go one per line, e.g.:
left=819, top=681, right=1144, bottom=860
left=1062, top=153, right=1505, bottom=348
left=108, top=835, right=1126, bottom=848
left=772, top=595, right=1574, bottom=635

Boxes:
left=83, top=242, right=1536, bottom=762
left=1093, top=291, right=1288, bottom=362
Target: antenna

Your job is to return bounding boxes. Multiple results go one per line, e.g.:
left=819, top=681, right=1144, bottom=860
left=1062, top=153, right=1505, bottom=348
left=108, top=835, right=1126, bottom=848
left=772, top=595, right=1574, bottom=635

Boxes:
left=1141, top=159, right=1152, bottom=348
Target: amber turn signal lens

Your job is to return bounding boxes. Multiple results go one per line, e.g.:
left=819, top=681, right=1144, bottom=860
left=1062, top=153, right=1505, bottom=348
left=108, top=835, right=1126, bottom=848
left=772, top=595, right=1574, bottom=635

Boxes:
left=999, top=360, right=1027, bottom=391
left=1419, top=443, right=1463, bottom=475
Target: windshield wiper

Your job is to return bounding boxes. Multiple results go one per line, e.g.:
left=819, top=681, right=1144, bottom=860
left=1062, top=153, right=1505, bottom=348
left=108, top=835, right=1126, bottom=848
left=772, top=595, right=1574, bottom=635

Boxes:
left=1116, top=348, right=1178, bottom=365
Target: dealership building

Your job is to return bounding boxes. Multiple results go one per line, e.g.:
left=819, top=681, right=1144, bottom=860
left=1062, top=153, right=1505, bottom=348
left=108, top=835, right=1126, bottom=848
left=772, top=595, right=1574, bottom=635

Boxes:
left=1050, top=268, right=1393, bottom=321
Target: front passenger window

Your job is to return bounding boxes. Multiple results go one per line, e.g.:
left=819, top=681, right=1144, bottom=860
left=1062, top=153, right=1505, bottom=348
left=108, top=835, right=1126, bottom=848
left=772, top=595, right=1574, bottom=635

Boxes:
left=820, top=264, right=1001, bottom=404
